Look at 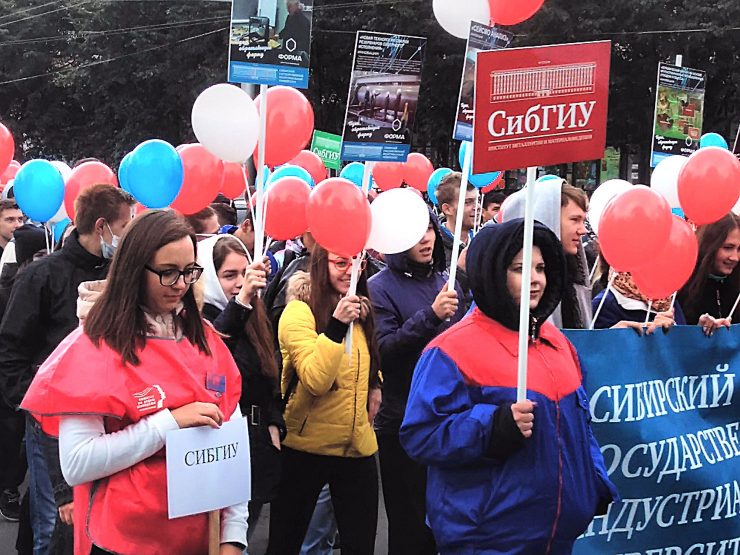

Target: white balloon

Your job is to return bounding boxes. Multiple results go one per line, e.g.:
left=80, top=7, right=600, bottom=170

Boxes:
left=588, top=179, right=632, bottom=235
left=191, top=84, right=260, bottom=164
left=367, top=188, right=430, bottom=254
left=49, top=161, right=72, bottom=182
left=432, top=0, right=490, bottom=39
left=650, top=155, right=687, bottom=209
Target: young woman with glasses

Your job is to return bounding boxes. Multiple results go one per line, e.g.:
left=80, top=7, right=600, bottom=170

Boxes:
left=197, top=234, right=285, bottom=539
left=266, top=245, right=382, bottom=555
left=21, top=211, right=247, bottom=555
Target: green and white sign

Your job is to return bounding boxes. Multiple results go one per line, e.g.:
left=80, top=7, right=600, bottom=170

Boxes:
left=311, top=130, right=342, bottom=171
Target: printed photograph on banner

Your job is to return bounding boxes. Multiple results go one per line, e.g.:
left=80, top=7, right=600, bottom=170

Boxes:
left=473, top=41, right=612, bottom=173
left=340, top=31, right=426, bottom=163
left=650, top=63, right=707, bottom=167
left=453, top=21, right=513, bottom=142
left=311, top=130, right=342, bottom=171
left=227, top=0, right=313, bottom=88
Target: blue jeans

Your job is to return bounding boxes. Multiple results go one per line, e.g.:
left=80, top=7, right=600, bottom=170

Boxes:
left=25, top=416, right=56, bottom=555
left=299, top=484, right=337, bottom=555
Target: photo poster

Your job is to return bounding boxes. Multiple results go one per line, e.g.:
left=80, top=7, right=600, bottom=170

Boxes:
left=228, top=0, right=314, bottom=88
left=340, top=31, right=427, bottom=163
left=453, top=22, right=513, bottom=142
left=650, top=63, right=707, bottom=167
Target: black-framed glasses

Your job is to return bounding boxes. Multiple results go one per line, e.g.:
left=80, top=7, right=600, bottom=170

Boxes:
left=145, top=265, right=204, bottom=287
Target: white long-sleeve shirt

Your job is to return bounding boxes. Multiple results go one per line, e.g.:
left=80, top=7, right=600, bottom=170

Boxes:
left=59, top=406, right=248, bottom=548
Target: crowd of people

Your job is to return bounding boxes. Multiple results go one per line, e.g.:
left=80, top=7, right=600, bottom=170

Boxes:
left=0, top=171, right=737, bottom=555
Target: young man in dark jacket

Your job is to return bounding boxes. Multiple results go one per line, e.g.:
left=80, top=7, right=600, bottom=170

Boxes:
left=367, top=210, right=466, bottom=555
left=0, top=184, right=134, bottom=555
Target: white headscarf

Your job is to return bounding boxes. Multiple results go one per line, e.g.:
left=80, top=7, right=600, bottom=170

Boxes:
left=196, top=234, right=249, bottom=311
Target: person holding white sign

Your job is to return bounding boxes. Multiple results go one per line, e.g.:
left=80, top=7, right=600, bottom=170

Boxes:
left=400, top=220, right=617, bottom=555
left=267, top=245, right=382, bottom=555
left=20, top=211, right=247, bottom=555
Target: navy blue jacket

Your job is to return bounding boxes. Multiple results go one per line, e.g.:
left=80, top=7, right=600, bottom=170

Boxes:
left=592, top=289, right=687, bottom=329
left=368, top=216, right=466, bottom=435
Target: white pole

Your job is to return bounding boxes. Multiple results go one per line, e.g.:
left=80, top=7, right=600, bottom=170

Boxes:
left=448, top=147, right=472, bottom=290
left=516, top=167, right=537, bottom=403
left=344, top=162, right=375, bottom=354
left=669, top=291, right=677, bottom=312
left=253, top=83, right=268, bottom=263
left=588, top=254, right=600, bottom=284
left=344, top=256, right=362, bottom=355
left=675, top=55, right=683, bottom=67
left=727, top=291, right=740, bottom=323
left=361, top=161, right=374, bottom=197
left=644, top=302, right=652, bottom=326
left=590, top=273, right=616, bottom=329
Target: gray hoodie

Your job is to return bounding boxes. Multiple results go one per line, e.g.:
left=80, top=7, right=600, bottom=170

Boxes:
left=503, top=181, right=592, bottom=329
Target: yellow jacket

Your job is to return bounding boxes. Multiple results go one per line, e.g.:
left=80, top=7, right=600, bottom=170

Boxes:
left=278, top=273, right=377, bottom=458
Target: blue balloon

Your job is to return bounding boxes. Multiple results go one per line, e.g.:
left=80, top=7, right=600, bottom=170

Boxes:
left=53, top=217, right=72, bottom=244
left=14, top=160, right=65, bottom=222
left=427, top=168, right=453, bottom=206
left=700, top=132, right=729, bottom=150
left=458, top=141, right=501, bottom=189
left=340, top=162, right=366, bottom=188
left=268, top=164, right=313, bottom=188
left=260, top=167, right=271, bottom=190
left=118, top=152, right=133, bottom=193
left=127, top=140, right=183, bottom=208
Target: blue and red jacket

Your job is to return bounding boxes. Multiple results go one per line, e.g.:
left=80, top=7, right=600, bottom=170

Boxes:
left=400, top=308, right=618, bottom=554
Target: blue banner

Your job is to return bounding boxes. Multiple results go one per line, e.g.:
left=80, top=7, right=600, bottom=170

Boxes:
left=563, top=326, right=740, bottom=555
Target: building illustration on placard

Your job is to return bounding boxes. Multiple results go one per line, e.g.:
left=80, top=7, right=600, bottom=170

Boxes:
left=489, top=63, right=597, bottom=103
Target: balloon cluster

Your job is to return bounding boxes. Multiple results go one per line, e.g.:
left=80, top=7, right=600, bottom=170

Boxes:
left=589, top=142, right=740, bottom=299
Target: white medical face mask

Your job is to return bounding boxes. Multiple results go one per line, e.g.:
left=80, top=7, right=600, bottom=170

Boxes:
left=100, top=223, right=120, bottom=259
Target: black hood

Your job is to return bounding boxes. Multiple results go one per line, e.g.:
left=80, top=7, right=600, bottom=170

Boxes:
left=385, top=207, right=446, bottom=277
left=466, top=218, right=566, bottom=334
left=14, top=225, right=49, bottom=266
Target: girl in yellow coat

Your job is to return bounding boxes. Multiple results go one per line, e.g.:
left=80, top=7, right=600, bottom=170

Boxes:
left=266, top=245, right=382, bottom=555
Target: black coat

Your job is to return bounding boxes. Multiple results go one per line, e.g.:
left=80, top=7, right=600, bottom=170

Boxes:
left=204, top=300, right=285, bottom=503
left=679, top=275, right=738, bottom=325
left=0, top=230, right=109, bottom=408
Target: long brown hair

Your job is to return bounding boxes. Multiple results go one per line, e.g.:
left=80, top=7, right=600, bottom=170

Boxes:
left=84, top=210, right=210, bottom=366
left=309, top=245, right=381, bottom=387
left=212, top=237, right=279, bottom=382
left=680, top=213, right=740, bottom=316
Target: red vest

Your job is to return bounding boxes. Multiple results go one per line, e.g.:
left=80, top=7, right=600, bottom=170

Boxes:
left=21, top=325, right=242, bottom=555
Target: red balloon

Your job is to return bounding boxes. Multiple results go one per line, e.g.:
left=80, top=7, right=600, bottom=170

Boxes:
left=489, top=0, right=545, bottom=25
left=403, top=153, right=434, bottom=192
left=220, top=162, right=247, bottom=200
left=677, top=147, right=740, bottom=225
left=372, top=162, right=405, bottom=191
left=1, top=160, right=20, bottom=184
left=598, top=185, right=672, bottom=272
left=0, top=124, right=14, bottom=176
left=306, top=178, right=371, bottom=257
left=289, top=150, right=327, bottom=184
left=254, top=87, right=315, bottom=168
left=170, top=144, right=224, bottom=215
left=264, top=177, right=311, bottom=240
left=65, top=161, right=117, bottom=221
left=631, top=216, right=698, bottom=300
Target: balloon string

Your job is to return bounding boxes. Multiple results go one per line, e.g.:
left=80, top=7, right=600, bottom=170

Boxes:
left=727, top=291, right=740, bottom=323
left=669, top=292, right=677, bottom=312
left=44, top=223, right=51, bottom=255
left=644, top=302, right=652, bottom=326
left=242, top=164, right=257, bottom=227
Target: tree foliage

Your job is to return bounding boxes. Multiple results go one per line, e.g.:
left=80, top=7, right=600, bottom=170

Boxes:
left=0, top=0, right=737, bottom=174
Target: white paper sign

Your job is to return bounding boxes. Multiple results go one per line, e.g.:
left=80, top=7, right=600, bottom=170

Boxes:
left=166, top=417, right=251, bottom=519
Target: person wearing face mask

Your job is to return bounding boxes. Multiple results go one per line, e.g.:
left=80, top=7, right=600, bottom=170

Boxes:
left=504, top=181, right=592, bottom=329
left=197, top=235, right=285, bottom=539
left=400, top=220, right=617, bottom=555
left=0, top=184, right=134, bottom=555
left=20, top=210, right=247, bottom=555
left=367, top=210, right=465, bottom=555
left=266, top=245, right=382, bottom=555
left=679, top=213, right=740, bottom=334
